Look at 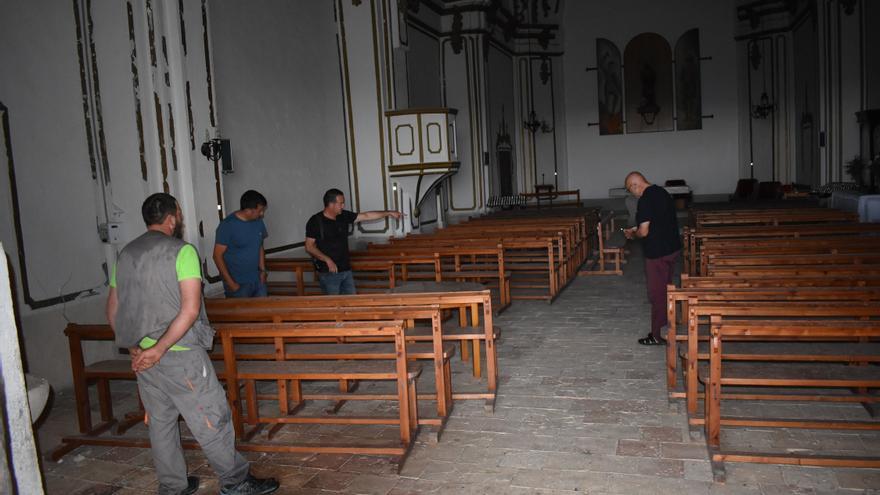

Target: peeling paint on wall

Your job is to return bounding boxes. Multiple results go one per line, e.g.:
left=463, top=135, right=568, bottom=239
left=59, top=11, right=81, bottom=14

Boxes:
left=85, top=0, right=111, bottom=185
left=147, top=0, right=157, bottom=68
left=202, top=0, right=216, bottom=127
left=73, top=0, right=98, bottom=180
left=168, top=103, right=178, bottom=171
left=178, top=0, right=188, bottom=56
left=155, top=93, right=169, bottom=193
left=128, top=1, right=148, bottom=181
left=185, top=81, right=195, bottom=150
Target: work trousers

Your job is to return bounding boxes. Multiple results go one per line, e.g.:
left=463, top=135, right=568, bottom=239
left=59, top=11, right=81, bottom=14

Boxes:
left=136, top=348, right=249, bottom=494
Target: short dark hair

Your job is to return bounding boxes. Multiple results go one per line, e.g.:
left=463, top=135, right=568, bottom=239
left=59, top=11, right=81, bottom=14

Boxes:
left=240, top=190, right=267, bottom=210
left=141, top=193, right=178, bottom=226
left=323, top=188, right=345, bottom=207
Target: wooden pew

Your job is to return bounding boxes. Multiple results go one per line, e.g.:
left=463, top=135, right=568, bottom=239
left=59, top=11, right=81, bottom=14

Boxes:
left=691, top=208, right=857, bottom=227
left=354, top=244, right=512, bottom=311
left=698, top=237, right=880, bottom=275
left=265, top=258, right=397, bottom=295
left=706, top=264, right=880, bottom=278
left=207, top=304, right=455, bottom=436
left=703, top=315, right=880, bottom=476
left=664, top=286, right=880, bottom=396
left=704, top=252, right=880, bottom=276
left=679, top=301, right=880, bottom=419
left=680, top=274, right=880, bottom=289
left=385, top=235, right=564, bottom=302
left=50, top=324, right=169, bottom=460
left=683, top=222, right=880, bottom=275
left=217, top=320, right=421, bottom=464
left=206, top=289, right=500, bottom=411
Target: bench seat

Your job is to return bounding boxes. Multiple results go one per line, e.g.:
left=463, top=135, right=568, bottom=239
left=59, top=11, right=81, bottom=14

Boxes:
left=220, top=342, right=455, bottom=361
left=236, top=360, right=422, bottom=380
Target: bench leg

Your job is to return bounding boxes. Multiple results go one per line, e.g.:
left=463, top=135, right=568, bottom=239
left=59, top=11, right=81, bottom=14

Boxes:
left=243, top=380, right=263, bottom=442
left=289, top=380, right=303, bottom=408
left=277, top=380, right=289, bottom=415
left=459, top=308, right=471, bottom=362
left=667, top=309, right=678, bottom=390
left=472, top=340, right=481, bottom=378
left=97, top=378, right=114, bottom=423
left=706, top=330, right=722, bottom=449
left=444, top=360, right=453, bottom=408
left=408, top=377, right=419, bottom=433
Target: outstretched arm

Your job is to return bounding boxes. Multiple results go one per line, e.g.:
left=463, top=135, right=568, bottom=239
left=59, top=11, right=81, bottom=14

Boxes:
left=355, top=210, right=402, bottom=223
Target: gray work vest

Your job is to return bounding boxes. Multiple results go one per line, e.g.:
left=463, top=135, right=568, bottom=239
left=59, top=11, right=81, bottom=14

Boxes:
left=113, top=230, right=214, bottom=350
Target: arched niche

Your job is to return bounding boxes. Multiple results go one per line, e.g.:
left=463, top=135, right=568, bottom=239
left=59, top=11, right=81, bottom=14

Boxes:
left=624, top=33, right=674, bottom=133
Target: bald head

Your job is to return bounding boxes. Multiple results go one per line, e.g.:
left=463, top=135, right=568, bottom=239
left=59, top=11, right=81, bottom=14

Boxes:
left=624, top=171, right=651, bottom=198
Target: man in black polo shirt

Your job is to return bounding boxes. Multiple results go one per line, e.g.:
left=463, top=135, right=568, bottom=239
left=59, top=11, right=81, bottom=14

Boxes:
left=305, top=188, right=401, bottom=295
left=623, top=172, right=682, bottom=346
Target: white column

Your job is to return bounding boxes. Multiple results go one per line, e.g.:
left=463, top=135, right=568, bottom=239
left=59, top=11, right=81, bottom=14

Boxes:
left=336, top=0, right=393, bottom=236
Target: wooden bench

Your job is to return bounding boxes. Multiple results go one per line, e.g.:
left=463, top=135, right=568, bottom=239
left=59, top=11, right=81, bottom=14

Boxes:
left=680, top=274, right=880, bottom=289
left=697, top=237, right=880, bottom=275
left=385, top=235, right=565, bottom=302
left=690, top=208, right=857, bottom=227
left=265, top=258, right=397, bottom=295
left=702, top=315, right=880, bottom=477
left=217, top=320, right=421, bottom=464
left=705, top=264, right=880, bottom=278
left=354, top=244, right=511, bottom=311
left=207, top=304, right=456, bottom=437
left=206, top=289, right=500, bottom=411
left=50, top=325, right=161, bottom=459
left=683, top=222, right=880, bottom=275
left=678, top=301, right=880, bottom=420
left=664, top=286, right=880, bottom=398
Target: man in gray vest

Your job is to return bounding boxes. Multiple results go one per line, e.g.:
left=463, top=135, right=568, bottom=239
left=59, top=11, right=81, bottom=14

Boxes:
left=106, top=193, right=278, bottom=495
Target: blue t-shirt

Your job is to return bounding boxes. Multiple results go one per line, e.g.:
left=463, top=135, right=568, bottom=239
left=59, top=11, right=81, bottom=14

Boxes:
left=215, top=213, right=268, bottom=284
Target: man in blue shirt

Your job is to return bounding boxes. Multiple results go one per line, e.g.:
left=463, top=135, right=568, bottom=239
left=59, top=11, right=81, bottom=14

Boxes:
left=213, top=190, right=269, bottom=297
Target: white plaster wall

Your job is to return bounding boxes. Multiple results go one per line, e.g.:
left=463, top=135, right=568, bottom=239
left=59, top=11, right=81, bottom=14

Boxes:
left=407, top=26, right=442, bottom=108
left=442, top=37, right=483, bottom=212
left=209, top=0, right=349, bottom=248
left=0, top=1, right=107, bottom=301
left=0, top=0, right=225, bottom=391
left=562, top=0, right=740, bottom=198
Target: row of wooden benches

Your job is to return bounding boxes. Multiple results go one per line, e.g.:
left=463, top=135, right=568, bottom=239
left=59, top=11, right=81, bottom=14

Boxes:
left=669, top=206, right=880, bottom=477
left=54, top=290, right=498, bottom=469
left=683, top=211, right=880, bottom=275
left=267, top=207, right=601, bottom=304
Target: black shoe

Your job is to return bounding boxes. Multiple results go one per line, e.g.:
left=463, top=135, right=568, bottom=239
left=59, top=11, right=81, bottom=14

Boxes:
left=638, top=334, right=666, bottom=346
left=220, top=474, right=280, bottom=495
left=177, top=476, right=199, bottom=495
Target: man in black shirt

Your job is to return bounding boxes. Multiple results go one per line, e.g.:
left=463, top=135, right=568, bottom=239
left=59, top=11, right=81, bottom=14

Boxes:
left=305, top=188, right=401, bottom=294
left=623, top=172, right=682, bottom=346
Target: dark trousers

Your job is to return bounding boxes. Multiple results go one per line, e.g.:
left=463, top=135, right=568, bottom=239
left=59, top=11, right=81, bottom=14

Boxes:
left=645, top=250, right=680, bottom=339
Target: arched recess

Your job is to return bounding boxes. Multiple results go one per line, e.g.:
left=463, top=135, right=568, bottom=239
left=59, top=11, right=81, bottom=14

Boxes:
left=624, top=33, right=674, bottom=133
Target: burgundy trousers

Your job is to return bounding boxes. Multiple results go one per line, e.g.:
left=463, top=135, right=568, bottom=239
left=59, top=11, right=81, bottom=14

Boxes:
left=645, top=250, right=680, bottom=339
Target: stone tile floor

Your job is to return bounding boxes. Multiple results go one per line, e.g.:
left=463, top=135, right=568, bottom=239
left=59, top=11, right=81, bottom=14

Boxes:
left=35, top=245, right=880, bottom=494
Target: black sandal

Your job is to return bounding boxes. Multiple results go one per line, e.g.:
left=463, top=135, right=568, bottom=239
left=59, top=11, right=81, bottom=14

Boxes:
left=638, top=334, right=666, bottom=346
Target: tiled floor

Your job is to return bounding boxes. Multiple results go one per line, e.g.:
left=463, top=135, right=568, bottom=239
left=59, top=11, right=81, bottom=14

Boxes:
left=35, top=244, right=880, bottom=494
